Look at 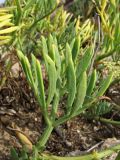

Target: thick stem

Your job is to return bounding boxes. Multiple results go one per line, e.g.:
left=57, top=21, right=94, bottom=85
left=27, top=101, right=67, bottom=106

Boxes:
left=54, top=115, right=70, bottom=127
left=35, top=94, right=51, bottom=126
left=54, top=102, right=96, bottom=127
left=37, top=125, right=53, bottom=150
left=42, top=144, right=120, bottom=160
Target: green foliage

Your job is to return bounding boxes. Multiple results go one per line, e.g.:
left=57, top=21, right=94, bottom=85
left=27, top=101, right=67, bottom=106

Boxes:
left=11, top=148, right=28, bottom=160
left=1, top=1, right=119, bottom=160
left=68, top=0, right=120, bottom=64
left=0, top=7, right=19, bottom=46
left=4, top=0, right=60, bottom=54
left=4, top=0, right=94, bottom=56
left=94, top=0, right=120, bottom=61
left=89, top=101, right=112, bottom=116
left=0, top=6, right=19, bottom=90
left=96, top=72, right=113, bottom=97
left=86, top=69, right=97, bottom=97
left=38, top=144, right=120, bottom=160
left=11, top=143, right=120, bottom=160
left=17, top=34, right=113, bottom=152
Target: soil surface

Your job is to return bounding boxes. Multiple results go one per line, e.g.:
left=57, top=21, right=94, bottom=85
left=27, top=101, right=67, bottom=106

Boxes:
left=0, top=75, right=120, bottom=160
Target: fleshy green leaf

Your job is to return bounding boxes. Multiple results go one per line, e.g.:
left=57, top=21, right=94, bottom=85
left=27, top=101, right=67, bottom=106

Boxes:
left=54, top=38, right=61, bottom=78
left=17, top=50, right=34, bottom=86
left=66, top=43, right=76, bottom=114
left=41, top=36, right=49, bottom=70
left=41, top=36, right=48, bottom=55
left=45, top=54, right=57, bottom=107
left=31, top=54, right=38, bottom=86
left=72, top=35, right=80, bottom=62
left=71, top=71, right=87, bottom=115
left=96, top=72, right=113, bottom=97
left=48, top=34, right=55, bottom=61
left=36, top=58, right=46, bottom=108
left=76, top=46, right=93, bottom=80
left=86, top=69, right=97, bottom=97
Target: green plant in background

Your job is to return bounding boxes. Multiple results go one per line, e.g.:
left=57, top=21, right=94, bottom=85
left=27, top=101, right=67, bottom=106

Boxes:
left=68, top=0, right=120, bottom=63
left=68, top=0, right=94, bottom=19
left=0, top=0, right=62, bottom=91
left=0, top=6, right=19, bottom=45
left=4, top=0, right=93, bottom=55
left=5, top=0, right=62, bottom=54
left=16, top=33, right=113, bottom=158
left=0, top=0, right=94, bottom=91
left=93, top=0, right=120, bottom=62
left=0, top=6, right=19, bottom=89
left=0, top=0, right=94, bottom=94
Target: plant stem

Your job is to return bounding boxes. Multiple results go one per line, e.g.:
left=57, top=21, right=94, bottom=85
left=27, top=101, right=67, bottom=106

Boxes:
left=36, top=94, right=51, bottom=126
left=95, top=117, right=120, bottom=125
left=54, top=115, right=70, bottom=127
left=54, top=105, right=90, bottom=127
left=54, top=101, right=100, bottom=127
left=37, top=125, right=53, bottom=150
left=42, top=143, right=120, bottom=160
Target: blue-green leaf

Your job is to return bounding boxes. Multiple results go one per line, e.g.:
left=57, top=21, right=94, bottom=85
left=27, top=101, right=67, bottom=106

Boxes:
left=66, top=43, right=76, bottom=114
